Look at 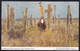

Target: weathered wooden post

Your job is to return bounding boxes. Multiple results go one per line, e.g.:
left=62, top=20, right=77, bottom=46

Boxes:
left=30, top=14, right=32, bottom=27
left=12, top=8, right=15, bottom=23
left=67, top=5, right=72, bottom=26
left=6, top=4, right=10, bottom=31
left=45, top=4, right=53, bottom=29
left=53, top=15, right=54, bottom=23
left=54, top=4, right=56, bottom=23
left=22, top=11, right=25, bottom=26
left=39, top=2, right=44, bottom=18
left=57, top=14, right=60, bottom=24
left=12, top=8, right=15, bottom=29
left=22, top=11, right=26, bottom=31
left=25, top=7, right=28, bottom=27
left=34, top=17, right=36, bottom=26
left=10, top=8, right=14, bottom=31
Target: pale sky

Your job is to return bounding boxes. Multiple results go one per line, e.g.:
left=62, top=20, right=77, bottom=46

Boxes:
left=2, top=1, right=79, bottom=19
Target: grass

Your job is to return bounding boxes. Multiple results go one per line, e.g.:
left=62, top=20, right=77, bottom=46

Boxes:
left=1, top=19, right=79, bottom=47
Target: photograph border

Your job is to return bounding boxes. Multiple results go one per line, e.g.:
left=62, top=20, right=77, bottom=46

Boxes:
left=0, top=0, right=79, bottom=51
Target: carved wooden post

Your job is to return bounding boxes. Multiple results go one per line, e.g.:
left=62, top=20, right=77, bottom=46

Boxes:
left=54, top=4, right=56, bottom=23
left=67, top=5, right=72, bottom=26
left=39, top=2, right=44, bottom=18
left=6, top=4, right=10, bottom=31
left=57, top=14, right=60, bottom=24
left=25, top=7, right=28, bottom=27
left=45, top=4, right=53, bottom=29
left=30, top=14, right=32, bottom=27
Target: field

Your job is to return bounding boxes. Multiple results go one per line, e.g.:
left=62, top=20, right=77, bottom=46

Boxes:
left=1, top=18, right=79, bottom=47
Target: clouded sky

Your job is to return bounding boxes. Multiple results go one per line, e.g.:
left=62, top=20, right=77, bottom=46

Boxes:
left=2, top=1, right=79, bottom=19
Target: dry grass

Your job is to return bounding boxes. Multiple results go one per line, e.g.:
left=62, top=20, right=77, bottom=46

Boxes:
left=1, top=19, right=79, bottom=47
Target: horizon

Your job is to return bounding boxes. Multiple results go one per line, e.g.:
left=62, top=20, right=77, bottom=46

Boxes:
left=2, top=17, right=79, bottom=19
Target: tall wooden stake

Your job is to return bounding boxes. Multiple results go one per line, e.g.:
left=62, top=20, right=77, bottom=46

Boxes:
left=10, top=8, right=14, bottom=31
left=34, top=17, right=36, bottom=27
left=39, top=2, right=44, bottom=18
left=53, top=15, right=54, bottom=23
left=54, top=4, right=56, bottom=23
left=45, top=4, right=53, bottom=29
left=57, top=14, right=60, bottom=24
left=67, top=5, right=72, bottom=26
left=22, top=11, right=26, bottom=31
left=25, top=7, right=28, bottom=27
left=30, top=14, right=32, bottom=27
left=6, top=4, right=10, bottom=31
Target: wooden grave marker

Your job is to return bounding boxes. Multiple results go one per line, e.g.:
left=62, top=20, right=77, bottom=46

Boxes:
left=6, top=4, right=10, bottom=31
left=67, top=5, right=72, bottom=26
left=45, top=4, right=53, bottom=29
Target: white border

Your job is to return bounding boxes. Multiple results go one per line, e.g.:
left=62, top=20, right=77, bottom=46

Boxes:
left=1, top=47, right=79, bottom=50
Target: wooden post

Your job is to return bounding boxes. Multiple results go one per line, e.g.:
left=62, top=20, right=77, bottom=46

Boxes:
left=45, top=4, right=53, bottom=29
left=34, top=17, right=36, bottom=27
left=6, top=4, right=10, bottom=31
left=22, top=11, right=25, bottom=26
left=10, top=8, right=14, bottom=31
left=53, top=15, right=54, bottom=23
left=39, top=2, right=44, bottom=18
left=67, top=5, right=72, bottom=26
left=12, top=8, right=14, bottom=29
left=25, top=7, right=28, bottom=27
left=22, top=11, right=26, bottom=31
left=57, top=14, right=60, bottom=24
left=12, top=8, right=15, bottom=23
left=30, top=14, right=32, bottom=27
left=54, top=4, right=56, bottom=23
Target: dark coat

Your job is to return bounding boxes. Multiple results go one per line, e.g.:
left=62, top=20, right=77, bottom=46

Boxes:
left=37, top=17, right=46, bottom=31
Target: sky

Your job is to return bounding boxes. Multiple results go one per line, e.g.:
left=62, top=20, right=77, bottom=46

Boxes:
left=2, top=1, right=79, bottom=19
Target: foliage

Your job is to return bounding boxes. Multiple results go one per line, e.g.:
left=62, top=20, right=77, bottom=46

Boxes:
left=1, top=19, right=79, bottom=47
